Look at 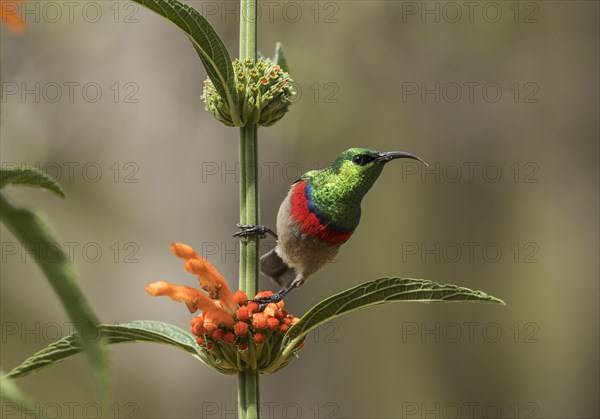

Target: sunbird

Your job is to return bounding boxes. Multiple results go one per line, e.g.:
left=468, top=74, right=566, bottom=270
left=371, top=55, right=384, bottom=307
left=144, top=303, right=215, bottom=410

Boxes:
left=236, top=147, right=427, bottom=304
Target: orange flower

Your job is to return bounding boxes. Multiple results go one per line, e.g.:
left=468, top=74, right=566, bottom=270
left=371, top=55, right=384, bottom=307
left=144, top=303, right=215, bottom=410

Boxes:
left=168, top=242, right=237, bottom=314
left=145, top=242, right=303, bottom=373
left=145, top=281, right=217, bottom=313
left=1, top=0, right=26, bottom=33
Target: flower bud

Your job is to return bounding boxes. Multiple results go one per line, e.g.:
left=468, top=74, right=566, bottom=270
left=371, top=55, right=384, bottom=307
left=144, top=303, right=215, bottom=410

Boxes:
left=234, top=321, right=249, bottom=336
left=233, top=290, right=248, bottom=304
left=224, top=332, right=236, bottom=343
left=266, top=317, right=280, bottom=331
left=202, top=59, right=295, bottom=127
left=191, top=314, right=206, bottom=335
left=236, top=306, right=251, bottom=322
left=251, top=313, right=268, bottom=330
left=211, top=328, right=225, bottom=342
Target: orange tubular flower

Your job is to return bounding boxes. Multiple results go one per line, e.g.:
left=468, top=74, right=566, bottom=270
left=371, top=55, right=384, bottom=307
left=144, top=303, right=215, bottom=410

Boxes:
left=145, top=281, right=215, bottom=313
left=146, top=243, right=303, bottom=374
left=171, top=243, right=237, bottom=314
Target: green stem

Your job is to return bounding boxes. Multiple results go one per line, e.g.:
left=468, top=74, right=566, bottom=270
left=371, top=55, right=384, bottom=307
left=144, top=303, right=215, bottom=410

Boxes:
left=238, top=0, right=260, bottom=418
left=239, top=0, right=257, bottom=63
left=239, top=125, right=259, bottom=296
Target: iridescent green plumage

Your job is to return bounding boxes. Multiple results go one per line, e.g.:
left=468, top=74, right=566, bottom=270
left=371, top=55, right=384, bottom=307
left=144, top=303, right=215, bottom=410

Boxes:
left=302, top=148, right=387, bottom=230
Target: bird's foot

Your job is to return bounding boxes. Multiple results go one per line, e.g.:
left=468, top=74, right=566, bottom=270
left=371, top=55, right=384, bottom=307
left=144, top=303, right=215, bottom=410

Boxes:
left=251, top=288, right=290, bottom=310
left=233, top=223, right=277, bottom=239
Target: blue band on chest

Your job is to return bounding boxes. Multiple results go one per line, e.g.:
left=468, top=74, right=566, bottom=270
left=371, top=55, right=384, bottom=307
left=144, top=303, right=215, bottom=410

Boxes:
left=305, top=184, right=353, bottom=233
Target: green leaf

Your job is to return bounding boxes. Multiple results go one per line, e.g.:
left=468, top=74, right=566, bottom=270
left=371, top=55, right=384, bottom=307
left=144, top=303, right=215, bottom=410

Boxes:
left=272, top=42, right=289, bottom=73
left=4, top=321, right=235, bottom=379
left=132, top=0, right=240, bottom=125
left=0, top=193, right=110, bottom=404
left=280, top=277, right=504, bottom=357
left=0, top=166, right=65, bottom=197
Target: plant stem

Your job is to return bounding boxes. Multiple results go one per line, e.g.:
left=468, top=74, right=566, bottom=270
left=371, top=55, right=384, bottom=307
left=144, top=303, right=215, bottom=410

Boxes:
left=238, top=124, right=259, bottom=297
left=238, top=0, right=260, bottom=418
left=239, top=0, right=257, bottom=65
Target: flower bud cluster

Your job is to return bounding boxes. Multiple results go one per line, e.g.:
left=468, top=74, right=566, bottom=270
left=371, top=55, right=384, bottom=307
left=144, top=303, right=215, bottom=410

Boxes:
left=190, top=290, right=301, bottom=372
left=202, top=59, right=295, bottom=127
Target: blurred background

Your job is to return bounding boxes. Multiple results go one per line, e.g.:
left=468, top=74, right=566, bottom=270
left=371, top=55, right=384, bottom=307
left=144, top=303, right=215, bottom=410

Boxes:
left=1, top=1, right=598, bottom=418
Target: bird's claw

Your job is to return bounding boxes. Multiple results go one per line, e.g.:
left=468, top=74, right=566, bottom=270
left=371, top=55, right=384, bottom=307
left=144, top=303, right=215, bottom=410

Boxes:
left=249, top=289, right=287, bottom=311
left=233, top=223, right=276, bottom=239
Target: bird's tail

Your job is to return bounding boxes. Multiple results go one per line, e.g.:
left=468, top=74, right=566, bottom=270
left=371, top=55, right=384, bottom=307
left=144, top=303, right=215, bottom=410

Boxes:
left=260, top=248, right=295, bottom=289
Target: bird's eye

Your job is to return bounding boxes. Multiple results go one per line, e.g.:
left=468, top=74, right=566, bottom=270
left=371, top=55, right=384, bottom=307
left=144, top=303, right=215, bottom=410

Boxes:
left=352, top=154, right=374, bottom=166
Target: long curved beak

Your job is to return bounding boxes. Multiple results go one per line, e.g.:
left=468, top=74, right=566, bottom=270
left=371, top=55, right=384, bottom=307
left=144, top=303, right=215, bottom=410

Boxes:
left=375, top=151, right=428, bottom=166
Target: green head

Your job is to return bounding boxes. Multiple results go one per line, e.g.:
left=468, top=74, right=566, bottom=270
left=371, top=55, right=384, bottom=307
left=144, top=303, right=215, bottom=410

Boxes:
left=303, top=147, right=427, bottom=230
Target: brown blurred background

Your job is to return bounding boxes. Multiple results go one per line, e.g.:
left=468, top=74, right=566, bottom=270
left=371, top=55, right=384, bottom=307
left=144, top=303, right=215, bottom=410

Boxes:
left=1, top=1, right=598, bottom=418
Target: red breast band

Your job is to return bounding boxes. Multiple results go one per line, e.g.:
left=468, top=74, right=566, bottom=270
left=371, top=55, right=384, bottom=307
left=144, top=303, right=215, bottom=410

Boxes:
left=289, top=181, right=353, bottom=245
